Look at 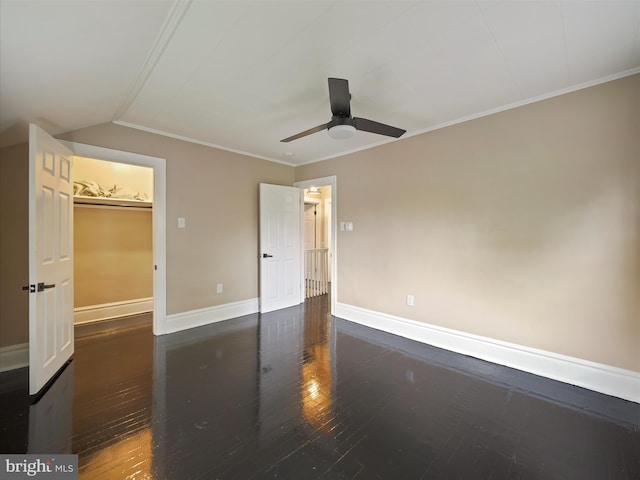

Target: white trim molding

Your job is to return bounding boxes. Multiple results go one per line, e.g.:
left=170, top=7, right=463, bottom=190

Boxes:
left=74, top=298, right=154, bottom=325
left=164, top=298, right=259, bottom=335
left=0, top=343, right=29, bottom=372
left=335, top=302, right=640, bottom=403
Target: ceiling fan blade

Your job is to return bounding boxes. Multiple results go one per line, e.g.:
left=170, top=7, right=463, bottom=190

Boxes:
left=280, top=123, right=328, bottom=142
left=328, top=78, right=351, bottom=117
left=354, top=117, right=406, bottom=138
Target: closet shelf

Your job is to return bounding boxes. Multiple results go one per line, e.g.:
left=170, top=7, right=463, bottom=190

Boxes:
left=73, top=196, right=153, bottom=208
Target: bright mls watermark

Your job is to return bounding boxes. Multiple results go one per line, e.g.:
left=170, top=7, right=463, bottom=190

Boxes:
left=1, top=455, right=77, bottom=479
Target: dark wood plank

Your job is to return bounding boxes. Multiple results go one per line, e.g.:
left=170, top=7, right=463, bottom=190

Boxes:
left=1, top=297, right=638, bottom=479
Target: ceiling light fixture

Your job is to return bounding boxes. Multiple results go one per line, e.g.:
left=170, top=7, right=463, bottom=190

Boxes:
left=327, top=124, right=356, bottom=140
left=308, top=186, right=321, bottom=195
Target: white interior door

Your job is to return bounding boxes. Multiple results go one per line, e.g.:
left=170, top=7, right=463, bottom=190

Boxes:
left=28, top=124, right=74, bottom=396
left=259, top=183, right=302, bottom=313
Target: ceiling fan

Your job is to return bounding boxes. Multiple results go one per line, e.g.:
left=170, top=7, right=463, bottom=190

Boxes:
left=281, top=78, right=406, bottom=142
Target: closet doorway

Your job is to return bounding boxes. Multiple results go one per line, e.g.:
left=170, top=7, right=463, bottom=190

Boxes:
left=72, top=156, right=154, bottom=333
left=62, top=140, right=167, bottom=336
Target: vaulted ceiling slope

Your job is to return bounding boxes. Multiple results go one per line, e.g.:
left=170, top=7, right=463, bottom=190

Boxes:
left=1, top=1, right=639, bottom=165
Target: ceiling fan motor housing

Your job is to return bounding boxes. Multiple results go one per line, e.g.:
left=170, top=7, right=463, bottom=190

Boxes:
left=330, top=116, right=355, bottom=126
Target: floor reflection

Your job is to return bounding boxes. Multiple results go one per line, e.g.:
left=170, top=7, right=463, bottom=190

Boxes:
left=79, top=428, right=152, bottom=480
left=28, top=361, right=74, bottom=455
left=72, top=321, right=154, bottom=479
left=154, top=314, right=261, bottom=479
left=150, top=296, right=335, bottom=478
left=301, top=296, right=333, bottom=432
left=2, top=295, right=638, bottom=480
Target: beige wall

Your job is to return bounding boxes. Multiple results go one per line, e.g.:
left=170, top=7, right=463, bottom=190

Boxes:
left=59, top=123, right=295, bottom=315
left=74, top=205, right=153, bottom=308
left=297, top=74, right=640, bottom=372
left=0, top=143, right=29, bottom=347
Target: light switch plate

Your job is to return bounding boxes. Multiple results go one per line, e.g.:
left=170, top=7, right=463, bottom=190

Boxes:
left=407, top=294, right=414, bottom=306
left=178, top=217, right=185, bottom=228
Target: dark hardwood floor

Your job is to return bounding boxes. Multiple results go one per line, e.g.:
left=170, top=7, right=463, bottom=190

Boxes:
left=1, top=295, right=639, bottom=479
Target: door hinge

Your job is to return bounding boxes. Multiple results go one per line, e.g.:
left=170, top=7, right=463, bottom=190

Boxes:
left=22, top=284, right=36, bottom=293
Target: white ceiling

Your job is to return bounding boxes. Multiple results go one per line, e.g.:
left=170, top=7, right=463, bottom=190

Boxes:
left=1, top=0, right=639, bottom=165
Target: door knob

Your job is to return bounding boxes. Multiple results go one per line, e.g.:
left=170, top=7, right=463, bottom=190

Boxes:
left=37, top=282, right=55, bottom=292
left=262, top=253, right=273, bottom=258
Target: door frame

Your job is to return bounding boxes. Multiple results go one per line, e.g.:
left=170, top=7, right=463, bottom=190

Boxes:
left=61, top=141, right=167, bottom=335
left=294, top=176, right=337, bottom=316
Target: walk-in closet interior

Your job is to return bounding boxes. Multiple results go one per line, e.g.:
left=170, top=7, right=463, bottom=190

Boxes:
left=73, top=157, right=154, bottom=332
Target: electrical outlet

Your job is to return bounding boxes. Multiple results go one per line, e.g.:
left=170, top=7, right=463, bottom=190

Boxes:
left=178, top=217, right=186, bottom=228
left=216, top=283, right=223, bottom=294
left=407, top=294, right=414, bottom=307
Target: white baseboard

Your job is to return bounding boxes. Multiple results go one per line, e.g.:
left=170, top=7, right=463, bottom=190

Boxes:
left=0, top=342, right=28, bottom=372
left=74, top=297, right=154, bottom=325
left=164, top=298, right=259, bottom=335
left=0, top=298, right=258, bottom=371
left=335, top=302, right=640, bottom=403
